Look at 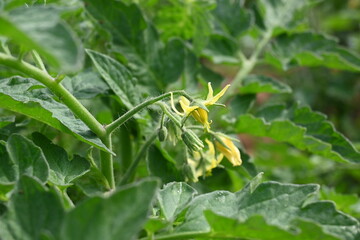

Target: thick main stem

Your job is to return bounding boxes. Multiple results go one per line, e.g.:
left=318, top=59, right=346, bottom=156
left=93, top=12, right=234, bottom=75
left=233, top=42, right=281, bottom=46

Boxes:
left=0, top=53, right=106, bottom=138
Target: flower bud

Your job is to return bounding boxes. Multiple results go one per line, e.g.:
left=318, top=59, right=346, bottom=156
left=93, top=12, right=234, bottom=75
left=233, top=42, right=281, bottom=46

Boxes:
left=157, top=126, right=168, bottom=142
left=181, top=129, right=204, bottom=152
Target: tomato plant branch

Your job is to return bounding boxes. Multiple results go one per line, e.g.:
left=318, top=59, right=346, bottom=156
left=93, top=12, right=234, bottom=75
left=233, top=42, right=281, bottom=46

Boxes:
left=226, top=30, right=273, bottom=99
left=0, top=52, right=106, bottom=138
left=106, top=91, right=191, bottom=134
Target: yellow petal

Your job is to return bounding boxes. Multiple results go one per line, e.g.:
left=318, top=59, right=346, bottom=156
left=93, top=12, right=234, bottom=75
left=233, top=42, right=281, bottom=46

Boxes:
left=179, top=96, right=198, bottom=116
left=215, top=136, right=242, bottom=166
left=191, top=108, right=211, bottom=131
left=206, top=82, right=214, bottom=101
left=205, top=84, right=230, bottom=105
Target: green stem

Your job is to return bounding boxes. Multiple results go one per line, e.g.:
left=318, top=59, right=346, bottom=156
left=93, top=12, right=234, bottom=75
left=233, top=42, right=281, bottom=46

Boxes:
left=226, top=30, right=273, bottom=99
left=156, top=102, right=182, bottom=128
left=0, top=52, right=106, bottom=138
left=100, top=134, right=115, bottom=189
left=106, top=91, right=191, bottom=134
left=119, top=131, right=158, bottom=185
left=31, top=50, right=48, bottom=73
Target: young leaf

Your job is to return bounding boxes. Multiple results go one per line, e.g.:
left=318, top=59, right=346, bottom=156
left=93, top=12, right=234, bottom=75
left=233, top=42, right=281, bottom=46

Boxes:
left=267, top=32, right=360, bottom=71
left=158, top=182, right=198, bottom=222
left=0, top=6, right=84, bottom=73
left=6, top=134, right=49, bottom=183
left=86, top=49, right=139, bottom=109
left=0, top=77, right=112, bottom=154
left=59, top=179, right=159, bottom=240
left=204, top=212, right=340, bottom=240
left=32, top=132, right=90, bottom=187
left=0, top=175, right=65, bottom=240
left=240, top=75, right=292, bottom=94
left=235, top=104, right=360, bottom=163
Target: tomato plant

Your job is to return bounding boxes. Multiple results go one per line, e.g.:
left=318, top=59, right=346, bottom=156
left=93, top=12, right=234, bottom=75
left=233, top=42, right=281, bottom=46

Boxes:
left=0, top=0, right=359, bottom=239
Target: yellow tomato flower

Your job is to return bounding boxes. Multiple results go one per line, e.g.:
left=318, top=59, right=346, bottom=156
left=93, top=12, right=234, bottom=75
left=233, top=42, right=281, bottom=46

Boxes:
left=187, top=139, right=223, bottom=182
left=215, top=136, right=242, bottom=166
left=171, top=83, right=230, bottom=130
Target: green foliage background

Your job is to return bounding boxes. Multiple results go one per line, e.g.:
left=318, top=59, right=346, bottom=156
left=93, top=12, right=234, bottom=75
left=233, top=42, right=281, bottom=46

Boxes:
left=0, top=0, right=359, bottom=239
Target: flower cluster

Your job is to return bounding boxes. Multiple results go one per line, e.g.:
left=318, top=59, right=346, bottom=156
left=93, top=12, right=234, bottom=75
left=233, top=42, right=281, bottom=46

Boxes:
left=168, top=83, right=242, bottom=182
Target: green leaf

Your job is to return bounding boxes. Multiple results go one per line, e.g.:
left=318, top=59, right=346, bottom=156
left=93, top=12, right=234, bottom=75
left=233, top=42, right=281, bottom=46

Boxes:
left=0, top=116, right=15, bottom=128
left=267, top=32, right=360, bottom=72
left=0, top=142, right=16, bottom=183
left=202, top=34, right=240, bottom=64
left=0, top=6, right=84, bottom=73
left=158, top=182, right=197, bottom=222
left=86, top=49, right=139, bottom=109
left=169, top=179, right=359, bottom=240
left=299, top=201, right=360, bottom=240
left=32, top=132, right=90, bottom=187
left=240, top=75, right=292, bottom=94
left=0, top=77, right=111, bottom=153
left=60, top=179, right=159, bottom=240
left=0, top=175, right=65, bottom=240
left=62, top=71, right=109, bottom=99
left=204, top=212, right=340, bottom=240
left=6, top=134, right=49, bottom=183
left=212, top=0, right=252, bottom=37
left=235, top=104, right=360, bottom=163
left=175, top=181, right=318, bottom=234
left=257, top=0, right=310, bottom=33
left=147, top=145, right=183, bottom=184
left=84, top=0, right=186, bottom=90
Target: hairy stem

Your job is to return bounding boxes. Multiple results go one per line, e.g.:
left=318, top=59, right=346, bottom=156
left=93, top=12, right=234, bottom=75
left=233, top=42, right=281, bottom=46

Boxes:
left=106, top=90, right=191, bottom=134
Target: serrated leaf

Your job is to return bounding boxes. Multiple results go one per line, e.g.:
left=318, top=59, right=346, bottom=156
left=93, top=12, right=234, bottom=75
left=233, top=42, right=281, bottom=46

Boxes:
left=169, top=179, right=359, bottom=240
left=86, top=49, right=139, bottom=109
left=204, top=212, right=340, bottom=240
left=0, top=116, right=15, bottom=128
left=299, top=201, right=360, bottom=240
left=0, top=77, right=111, bottom=153
left=240, top=75, right=292, bottom=94
left=175, top=181, right=318, bottom=234
left=0, top=6, right=83, bottom=73
left=202, top=33, right=240, bottom=64
left=158, top=182, right=198, bottom=222
left=32, top=132, right=90, bottom=187
left=267, top=32, right=360, bottom=71
left=6, top=134, right=49, bottom=183
left=235, top=104, right=360, bottom=163
left=0, top=175, right=65, bottom=240
left=257, top=0, right=309, bottom=33
left=0, top=142, right=16, bottom=184
left=60, top=179, right=159, bottom=240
